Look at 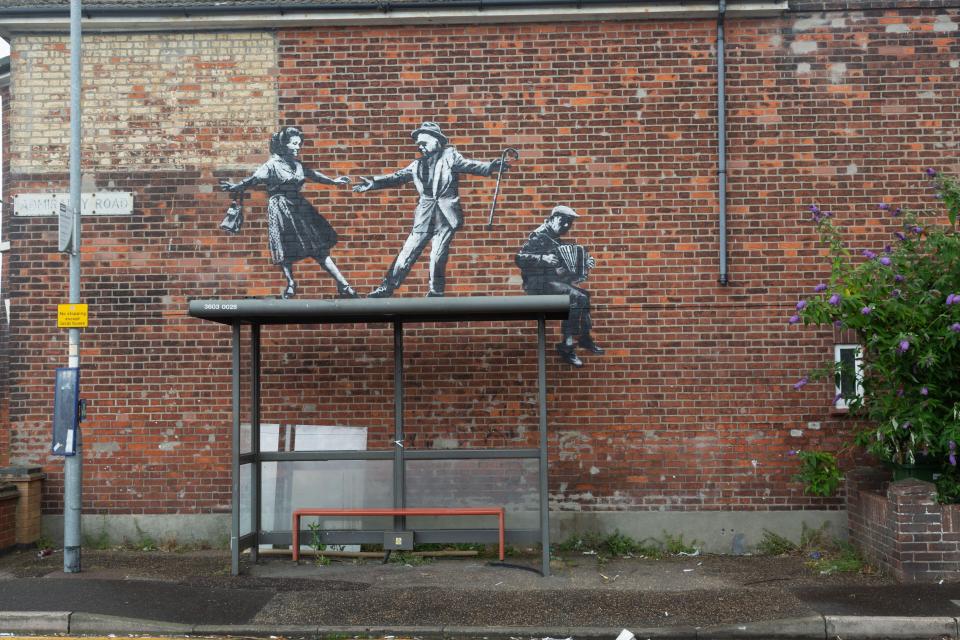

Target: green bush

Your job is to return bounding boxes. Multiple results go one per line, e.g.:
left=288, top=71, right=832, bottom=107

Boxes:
left=791, top=170, right=960, bottom=493
left=793, top=450, right=843, bottom=497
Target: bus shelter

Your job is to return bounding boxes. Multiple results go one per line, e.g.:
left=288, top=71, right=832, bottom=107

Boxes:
left=188, top=295, right=569, bottom=575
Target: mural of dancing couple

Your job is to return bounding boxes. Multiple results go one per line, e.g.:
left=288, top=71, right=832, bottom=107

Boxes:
left=219, top=122, right=603, bottom=367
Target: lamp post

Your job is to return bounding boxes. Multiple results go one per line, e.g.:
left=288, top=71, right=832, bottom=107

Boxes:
left=63, top=0, right=83, bottom=574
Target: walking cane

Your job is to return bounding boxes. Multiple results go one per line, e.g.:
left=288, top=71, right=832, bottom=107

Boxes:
left=486, top=147, right=520, bottom=230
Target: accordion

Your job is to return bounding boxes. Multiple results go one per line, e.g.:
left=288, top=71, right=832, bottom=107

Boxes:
left=556, top=243, right=592, bottom=282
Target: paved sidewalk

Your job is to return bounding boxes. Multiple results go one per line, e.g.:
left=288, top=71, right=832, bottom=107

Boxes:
left=1, top=548, right=959, bottom=639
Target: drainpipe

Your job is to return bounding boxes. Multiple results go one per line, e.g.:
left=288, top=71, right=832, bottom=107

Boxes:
left=717, top=0, right=729, bottom=286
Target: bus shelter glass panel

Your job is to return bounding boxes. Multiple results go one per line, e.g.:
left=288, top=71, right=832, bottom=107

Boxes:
left=261, top=423, right=369, bottom=453
left=239, top=462, right=253, bottom=536
left=260, top=459, right=394, bottom=532
left=405, top=458, right=540, bottom=531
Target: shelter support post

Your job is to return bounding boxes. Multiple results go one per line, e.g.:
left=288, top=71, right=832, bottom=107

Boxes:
left=231, top=322, right=242, bottom=576
left=250, top=323, right=261, bottom=563
left=538, top=315, right=550, bottom=577
left=393, top=321, right=406, bottom=531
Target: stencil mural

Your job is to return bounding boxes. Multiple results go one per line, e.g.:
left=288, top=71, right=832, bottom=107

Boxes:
left=219, top=127, right=357, bottom=299
left=352, top=122, right=513, bottom=298
left=516, top=206, right=603, bottom=368
left=216, top=122, right=603, bottom=366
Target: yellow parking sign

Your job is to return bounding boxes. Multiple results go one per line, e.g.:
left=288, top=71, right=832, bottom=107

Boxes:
left=57, top=304, right=89, bottom=328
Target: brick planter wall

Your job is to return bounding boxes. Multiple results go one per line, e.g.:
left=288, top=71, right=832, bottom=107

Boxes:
left=0, top=483, right=18, bottom=552
left=847, top=467, right=960, bottom=582
left=0, top=467, right=45, bottom=546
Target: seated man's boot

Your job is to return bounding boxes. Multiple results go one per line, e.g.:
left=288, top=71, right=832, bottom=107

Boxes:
left=556, top=342, right=583, bottom=367
left=578, top=334, right=605, bottom=354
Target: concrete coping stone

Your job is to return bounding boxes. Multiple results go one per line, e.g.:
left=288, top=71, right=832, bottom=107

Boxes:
left=68, top=612, right=194, bottom=634
left=8, top=612, right=960, bottom=640
left=0, top=466, right=45, bottom=479
left=696, top=615, right=825, bottom=639
left=824, top=615, right=959, bottom=639
left=0, top=610, right=71, bottom=634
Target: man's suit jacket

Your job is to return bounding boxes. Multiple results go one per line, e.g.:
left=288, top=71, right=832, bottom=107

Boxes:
left=369, top=146, right=494, bottom=232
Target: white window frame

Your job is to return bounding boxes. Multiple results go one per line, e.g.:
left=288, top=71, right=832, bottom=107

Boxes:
left=834, top=344, right=863, bottom=410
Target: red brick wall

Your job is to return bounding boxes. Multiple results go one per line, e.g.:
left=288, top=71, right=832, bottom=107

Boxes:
left=3, top=7, right=959, bottom=518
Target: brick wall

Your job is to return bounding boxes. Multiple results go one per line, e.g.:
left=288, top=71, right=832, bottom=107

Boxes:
left=847, top=469, right=960, bottom=582
left=2, top=6, right=959, bottom=522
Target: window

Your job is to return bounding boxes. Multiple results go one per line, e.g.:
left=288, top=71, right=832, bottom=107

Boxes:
left=834, top=344, right=863, bottom=410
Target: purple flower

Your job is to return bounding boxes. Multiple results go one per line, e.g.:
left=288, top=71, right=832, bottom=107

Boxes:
left=813, top=283, right=828, bottom=293
left=823, top=211, right=833, bottom=218
left=829, top=294, right=841, bottom=306
left=951, top=323, right=960, bottom=333
left=884, top=245, right=893, bottom=254
left=809, top=551, right=822, bottom=560
left=898, top=340, right=910, bottom=353
left=921, top=387, right=929, bottom=396
left=947, top=293, right=958, bottom=306
left=951, top=441, right=957, bottom=451
left=895, top=231, right=908, bottom=242
left=796, top=300, right=807, bottom=311
left=787, top=450, right=798, bottom=456
left=878, top=203, right=890, bottom=211
left=951, top=454, right=957, bottom=467
left=809, top=205, right=820, bottom=214
left=894, top=274, right=905, bottom=283
left=793, top=376, right=809, bottom=390
left=879, top=256, right=891, bottom=266
left=862, top=249, right=877, bottom=259
left=951, top=442, right=957, bottom=466
left=927, top=167, right=938, bottom=177
left=902, top=421, right=911, bottom=430
left=912, top=225, right=923, bottom=234
left=788, top=315, right=800, bottom=325
left=833, top=320, right=844, bottom=329
left=891, top=289, right=901, bottom=298
left=861, top=306, right=872, bottom=315
left=893, top=208, right=903, bottom=217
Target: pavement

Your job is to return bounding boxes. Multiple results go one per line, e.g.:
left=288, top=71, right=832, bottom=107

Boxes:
left=1, top=547, right=960, bottom=639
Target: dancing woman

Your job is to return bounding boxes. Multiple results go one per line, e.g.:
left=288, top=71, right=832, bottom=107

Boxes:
left=220, top=126, right=357, bottom=299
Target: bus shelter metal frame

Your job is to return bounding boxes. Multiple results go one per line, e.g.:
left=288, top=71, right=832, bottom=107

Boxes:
left=188, top=295, right=569, bottom=576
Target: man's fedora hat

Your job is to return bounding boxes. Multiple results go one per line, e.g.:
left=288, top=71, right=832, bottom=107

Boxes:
left=550, top=205, right=580, bottom=219
left=411, top=121, right=449, bottom=146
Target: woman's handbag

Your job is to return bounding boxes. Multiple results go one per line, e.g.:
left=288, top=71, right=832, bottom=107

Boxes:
left=220, top=195, right=244, bottom=234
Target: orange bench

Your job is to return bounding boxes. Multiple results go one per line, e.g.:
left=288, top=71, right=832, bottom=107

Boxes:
left=292, top=507, right=506, bottom=562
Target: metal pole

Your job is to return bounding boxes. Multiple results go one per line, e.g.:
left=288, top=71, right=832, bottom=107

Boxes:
left=393, top=321, right=405, bottom=531
left=250, top=323, right=261, bottom=564
left=231, top=322, right=241, bottom=576
left=63, top=0, right=83, bottom=574
left=537, top=316, right=550, bottom=577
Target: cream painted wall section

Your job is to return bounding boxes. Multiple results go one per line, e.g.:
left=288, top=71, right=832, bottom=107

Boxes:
left=10, top=31, right=277, bottom=172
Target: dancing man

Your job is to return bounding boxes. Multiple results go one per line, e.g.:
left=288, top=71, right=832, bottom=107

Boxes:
left=353, top=121, right=512, bottom=297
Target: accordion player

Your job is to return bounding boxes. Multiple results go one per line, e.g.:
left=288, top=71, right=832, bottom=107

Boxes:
left=555, top=243, right=593, bottom=283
